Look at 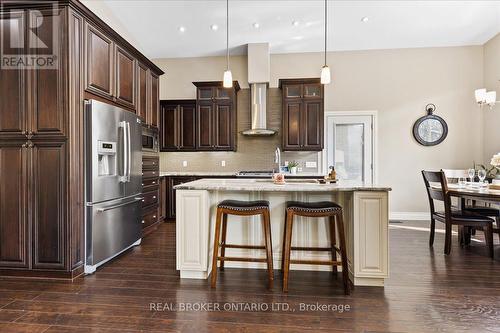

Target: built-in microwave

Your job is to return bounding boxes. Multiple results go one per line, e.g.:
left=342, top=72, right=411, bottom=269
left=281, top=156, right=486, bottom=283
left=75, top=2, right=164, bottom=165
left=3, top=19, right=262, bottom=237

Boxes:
left=142, top=126, right=159, bottom=153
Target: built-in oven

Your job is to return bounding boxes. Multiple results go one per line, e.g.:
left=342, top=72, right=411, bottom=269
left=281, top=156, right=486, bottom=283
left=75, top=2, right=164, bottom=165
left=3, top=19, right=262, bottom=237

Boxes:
left=142, top=125, right=159, bottom=153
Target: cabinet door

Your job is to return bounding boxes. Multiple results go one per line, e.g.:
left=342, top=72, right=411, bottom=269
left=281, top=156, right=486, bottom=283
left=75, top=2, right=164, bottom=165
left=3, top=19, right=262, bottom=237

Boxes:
left=115, top=45, right=136, bottom=109
left=31, top=141, right=66, bottom=270
left=136, top=63, right=148, bottom=121
left=283, top=84, right=303, bottom=99
left=28, top=9, right=66, bottom=137
left=196, top=102, right=213, bottom=150
left=84, top=22, right=114, bottom=99
left=159, top=177, right=167, bottom=221
left=179, top=104, right=196, bottom=150
left=302, top=100, right=323, bottom=150
left=0, top=143, right=29, bottom=268
left=149, top=72, right=159, bottom=127
left=283, top=100, right=302, bottom=150
left=197, top=87, right=214, bottom=101
left=0, top=11, right=26, bottom=137
left=167, top=176, right=196, bottom=219
left=160, top=104, right=178, bottom=151
left=214, top=102, right=233, bottom=150
left=215, top=87, right=231, bottom=101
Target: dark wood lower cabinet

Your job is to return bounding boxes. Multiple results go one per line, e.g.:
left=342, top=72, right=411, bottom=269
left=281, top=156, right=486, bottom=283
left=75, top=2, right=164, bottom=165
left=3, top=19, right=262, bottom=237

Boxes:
left=0, top=143, right=28, bottom=268
left=142, top=155, right=162, bottom=235
left=31, top=141, right=66, bottom=270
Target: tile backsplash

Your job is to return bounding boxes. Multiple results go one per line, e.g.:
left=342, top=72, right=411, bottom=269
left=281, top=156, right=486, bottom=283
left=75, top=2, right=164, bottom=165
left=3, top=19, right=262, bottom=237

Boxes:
left=159, top=88, right=321, bottom=173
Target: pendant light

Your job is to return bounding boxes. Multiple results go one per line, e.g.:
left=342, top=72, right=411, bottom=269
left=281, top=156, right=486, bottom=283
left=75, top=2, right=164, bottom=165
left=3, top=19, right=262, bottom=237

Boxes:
left=223, top=0, right=233, bottom=88
left=320, top=0, right=331, bottom=84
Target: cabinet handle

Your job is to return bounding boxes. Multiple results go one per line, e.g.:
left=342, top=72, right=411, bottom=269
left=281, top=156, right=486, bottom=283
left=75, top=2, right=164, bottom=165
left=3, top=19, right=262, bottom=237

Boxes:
left=152, top=181, right=156, bottom=184
left=142, top=220, right=145, bottom=224
left=153, top=215, right=156, bottom=219
left=142, top=199, right=145, bottom=202
left=153, top=196, right=157, bottom=199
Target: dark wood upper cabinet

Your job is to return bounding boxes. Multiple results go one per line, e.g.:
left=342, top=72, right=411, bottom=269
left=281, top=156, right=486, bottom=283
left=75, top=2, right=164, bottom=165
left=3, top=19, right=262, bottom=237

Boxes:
left=0, top=143, right=28, bottom=268
left=84, top=22, right=114, bottom=99
left=149, top=72, right=159, bottom=128
left=0, top=11, right=26, bottom=137
left=193, top=81, right=239, bottom=152
left=115, top=45, right=136, bottom=109
left=29, top=8, right=66, bottom=137
left=160, top=100, right=197, bottom=151
left=280, top=79, right=324, bottom=151
left=136, top=63, right=148, bottom=122
left=196, top=101, right=214, bottom=150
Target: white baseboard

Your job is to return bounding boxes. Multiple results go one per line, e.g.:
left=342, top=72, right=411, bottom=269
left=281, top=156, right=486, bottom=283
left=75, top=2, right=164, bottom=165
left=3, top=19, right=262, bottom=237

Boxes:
left=390, top=212, right=429, bottom=221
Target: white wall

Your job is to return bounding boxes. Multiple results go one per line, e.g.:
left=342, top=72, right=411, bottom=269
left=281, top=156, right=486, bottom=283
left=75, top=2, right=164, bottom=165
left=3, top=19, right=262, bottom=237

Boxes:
left=483, top=33, right=500, bottom=163
left=154, top=46, right=484, bottom=214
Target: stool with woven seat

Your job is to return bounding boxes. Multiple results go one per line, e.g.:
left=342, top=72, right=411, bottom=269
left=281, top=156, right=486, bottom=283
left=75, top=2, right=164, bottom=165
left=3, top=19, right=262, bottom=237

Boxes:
left=282, top=201, right=350, bottom=295
left=211, top=200, right=274, bottom=289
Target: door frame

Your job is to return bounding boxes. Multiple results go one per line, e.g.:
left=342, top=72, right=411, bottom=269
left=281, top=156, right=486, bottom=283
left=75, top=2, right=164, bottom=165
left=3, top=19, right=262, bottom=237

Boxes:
left=321, top=111, right=378, bottom=183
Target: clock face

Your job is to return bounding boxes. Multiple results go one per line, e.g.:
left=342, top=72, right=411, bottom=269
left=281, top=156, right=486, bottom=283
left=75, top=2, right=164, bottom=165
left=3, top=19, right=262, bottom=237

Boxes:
left=413, top=114, right=448, bottom=146
left=417, top=118, right=444, bottom=143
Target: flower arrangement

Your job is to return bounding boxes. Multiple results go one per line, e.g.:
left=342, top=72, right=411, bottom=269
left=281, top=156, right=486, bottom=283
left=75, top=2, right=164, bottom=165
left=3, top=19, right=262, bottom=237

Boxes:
left=476, top=153, right=500, bottom=179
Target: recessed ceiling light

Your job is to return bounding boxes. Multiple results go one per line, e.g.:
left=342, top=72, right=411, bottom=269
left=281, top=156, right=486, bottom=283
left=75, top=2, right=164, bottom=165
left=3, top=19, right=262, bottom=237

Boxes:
left=361, top=17, right=369, bottom=23
left=292, top=20, right=299, bottom=26
left=253, top=22, right=260, bottom=29
left=178, top=26, right=186, bottom=32
left=292, top=36, right=303, bottom=40
left=210, top=24, right=218, bottom=31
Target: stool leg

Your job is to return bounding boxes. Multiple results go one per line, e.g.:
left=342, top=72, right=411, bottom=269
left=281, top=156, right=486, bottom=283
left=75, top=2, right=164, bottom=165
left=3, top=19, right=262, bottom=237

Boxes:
left=282, top=210, right=294, bottom=293
left=220, top=213, right=228, bottom=271
left=281, top=210, right=288, bottom=276
left=336, top=212, right=350, bottom=295
left=262, top=209, right=274, bottom=289
left=329, top=215, right=338, bottom=278
left=211, top=208, right=223, bottom=288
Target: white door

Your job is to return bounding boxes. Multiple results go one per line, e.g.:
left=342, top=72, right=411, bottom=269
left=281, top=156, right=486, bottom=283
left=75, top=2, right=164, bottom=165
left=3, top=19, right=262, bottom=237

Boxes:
left=325, top=114, right=374, bottom=183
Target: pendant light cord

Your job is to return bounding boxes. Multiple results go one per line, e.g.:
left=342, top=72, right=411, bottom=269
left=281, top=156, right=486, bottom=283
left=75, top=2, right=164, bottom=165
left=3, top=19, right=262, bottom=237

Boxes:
left=324, top=0, right=327, bottom=66
left=226, top=0, right=229, bottom=70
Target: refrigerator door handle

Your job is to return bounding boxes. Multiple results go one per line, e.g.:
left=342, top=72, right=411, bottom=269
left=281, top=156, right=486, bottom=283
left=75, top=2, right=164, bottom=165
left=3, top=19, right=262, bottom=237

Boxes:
left=119, top=121, right=128, bottom=183
left=96, top=197, right=144, bottom=213
left=127, top=121, right=132, bottom=182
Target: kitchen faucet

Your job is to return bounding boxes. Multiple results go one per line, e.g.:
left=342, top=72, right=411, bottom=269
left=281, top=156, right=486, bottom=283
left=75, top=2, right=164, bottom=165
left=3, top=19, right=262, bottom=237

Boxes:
left=274, top=147, right=281, bottom=172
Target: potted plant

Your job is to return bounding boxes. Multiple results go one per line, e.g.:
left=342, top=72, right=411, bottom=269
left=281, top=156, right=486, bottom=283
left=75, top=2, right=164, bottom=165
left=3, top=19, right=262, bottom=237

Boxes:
left=288, top=161, right=299, bottom=175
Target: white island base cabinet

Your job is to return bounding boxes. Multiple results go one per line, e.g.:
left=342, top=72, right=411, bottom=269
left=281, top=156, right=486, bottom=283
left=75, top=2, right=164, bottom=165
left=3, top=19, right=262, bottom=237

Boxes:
left=176, top=180, right=390, bottom=287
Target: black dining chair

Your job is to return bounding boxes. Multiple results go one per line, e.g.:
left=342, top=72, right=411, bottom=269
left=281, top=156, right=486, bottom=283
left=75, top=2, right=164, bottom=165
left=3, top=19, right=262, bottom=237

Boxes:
left=422, top=170, right=495, bottom=257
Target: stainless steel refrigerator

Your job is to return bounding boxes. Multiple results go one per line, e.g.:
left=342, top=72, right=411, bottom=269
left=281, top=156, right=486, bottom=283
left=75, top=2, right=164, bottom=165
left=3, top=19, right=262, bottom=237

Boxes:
left=84, top=100, right=143, bottom=274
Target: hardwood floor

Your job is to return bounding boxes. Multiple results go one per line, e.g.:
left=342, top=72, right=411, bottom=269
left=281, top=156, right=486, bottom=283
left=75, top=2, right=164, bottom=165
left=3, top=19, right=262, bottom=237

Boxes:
left=0, top=221, right=499, bottom=333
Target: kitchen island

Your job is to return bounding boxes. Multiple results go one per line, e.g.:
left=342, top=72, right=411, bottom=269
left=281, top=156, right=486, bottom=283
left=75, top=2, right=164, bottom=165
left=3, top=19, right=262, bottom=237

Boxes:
left=175, top=178, right=391, bottom=286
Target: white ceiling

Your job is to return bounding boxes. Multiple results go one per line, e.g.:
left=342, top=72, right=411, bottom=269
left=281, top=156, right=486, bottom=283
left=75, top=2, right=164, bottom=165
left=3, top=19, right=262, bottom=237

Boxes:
left=94, top=0, right=500, bottom=59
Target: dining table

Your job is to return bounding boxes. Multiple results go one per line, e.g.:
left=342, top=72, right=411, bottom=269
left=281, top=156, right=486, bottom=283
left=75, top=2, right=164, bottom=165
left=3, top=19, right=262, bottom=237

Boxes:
left=446, top=183, right=500, bottom=244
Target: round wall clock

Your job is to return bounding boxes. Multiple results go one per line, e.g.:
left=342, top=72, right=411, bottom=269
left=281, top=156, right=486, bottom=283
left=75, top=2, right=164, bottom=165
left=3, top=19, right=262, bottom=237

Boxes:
left=413, top=104, right=448, bottom=146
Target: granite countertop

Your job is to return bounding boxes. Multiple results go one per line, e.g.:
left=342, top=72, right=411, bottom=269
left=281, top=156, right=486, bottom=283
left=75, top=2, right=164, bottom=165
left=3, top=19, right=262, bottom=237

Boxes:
left=159, top=171, right=238, bottom=177
left=174, top=178, right=391, bottom=192
left=159, top=171, right=327, bottom=177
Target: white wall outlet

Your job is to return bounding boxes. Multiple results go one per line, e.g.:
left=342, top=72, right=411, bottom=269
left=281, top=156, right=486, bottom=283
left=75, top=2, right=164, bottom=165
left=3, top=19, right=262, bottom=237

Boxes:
left=221, top=160, right=226, bottom=167
left=284, top=161, right=289, bottom=167
left=297, top=167, right=303, bottom=172
left=182, top=161, right=188, bottom=167
left=305, top=161, right=317, bottom=168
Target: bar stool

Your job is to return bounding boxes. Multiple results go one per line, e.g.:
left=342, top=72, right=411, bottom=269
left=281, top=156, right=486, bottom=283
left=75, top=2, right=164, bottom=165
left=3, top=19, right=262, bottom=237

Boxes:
left=282, top=201, right=350, bottom=295
left=211, top=200, right=274, bottom=289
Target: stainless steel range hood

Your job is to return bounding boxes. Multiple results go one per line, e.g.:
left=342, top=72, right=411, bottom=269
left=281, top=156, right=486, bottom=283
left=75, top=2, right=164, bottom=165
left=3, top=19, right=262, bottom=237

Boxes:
left=241, top=43, right=276, bottom=136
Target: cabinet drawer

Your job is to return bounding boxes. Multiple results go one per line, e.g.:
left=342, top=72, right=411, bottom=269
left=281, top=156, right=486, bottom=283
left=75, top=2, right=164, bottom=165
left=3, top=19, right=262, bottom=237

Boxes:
left=142, top=178, right=159, bottom=189
left=142, top=207, right=158, bottom=228
left=142, top=170, right=159, bottom=179
left=142, top=156, right=159, bottom=170
left=142, top=189, right=158, bottom=208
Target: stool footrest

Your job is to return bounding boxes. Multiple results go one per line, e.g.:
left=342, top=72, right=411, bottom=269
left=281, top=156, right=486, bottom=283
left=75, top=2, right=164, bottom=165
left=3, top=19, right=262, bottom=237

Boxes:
left=218, top=256, right=268, bottom=263
left=222, top=244, right=266, bottom=250
left=291, top=246, right=331, bottom=252
left=290, top=259, right=342, bottom=266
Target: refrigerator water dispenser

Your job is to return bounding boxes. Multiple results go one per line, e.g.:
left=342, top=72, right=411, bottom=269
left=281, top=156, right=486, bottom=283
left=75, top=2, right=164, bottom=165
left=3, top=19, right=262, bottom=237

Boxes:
left=97, top=141, right=116, bottom=176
